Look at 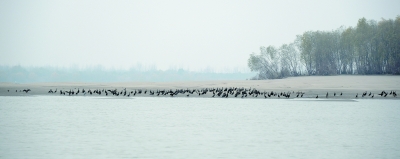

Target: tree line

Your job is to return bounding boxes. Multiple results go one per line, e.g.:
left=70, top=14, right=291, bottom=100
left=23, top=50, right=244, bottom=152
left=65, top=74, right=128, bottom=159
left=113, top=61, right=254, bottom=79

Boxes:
left=248, top=16, right=400, bottom=79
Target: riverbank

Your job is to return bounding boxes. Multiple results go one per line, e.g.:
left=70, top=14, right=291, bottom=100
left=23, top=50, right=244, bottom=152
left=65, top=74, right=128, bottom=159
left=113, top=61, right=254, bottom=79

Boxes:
left=0, top=75, right=399, bottom=99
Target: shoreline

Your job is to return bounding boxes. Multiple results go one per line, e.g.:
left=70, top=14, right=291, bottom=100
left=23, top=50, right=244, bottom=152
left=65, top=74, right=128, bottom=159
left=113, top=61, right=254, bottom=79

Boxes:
left=0, top=75, right=399, bottom=99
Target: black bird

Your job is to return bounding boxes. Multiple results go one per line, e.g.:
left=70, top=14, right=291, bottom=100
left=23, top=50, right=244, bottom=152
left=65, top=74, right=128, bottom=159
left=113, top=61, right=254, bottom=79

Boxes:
left=326, top=92, right=328, bottom=98
left=340, top=92, right=342, bottom=96
left=316, top=95, right=318, bottom=98
left=356, top=93, right=358, bottom=98
left=334, top=92, right=336, bottom=96
left=8, top=90, right=9, bottom=92
left=371, top=94, right=374, bottom=98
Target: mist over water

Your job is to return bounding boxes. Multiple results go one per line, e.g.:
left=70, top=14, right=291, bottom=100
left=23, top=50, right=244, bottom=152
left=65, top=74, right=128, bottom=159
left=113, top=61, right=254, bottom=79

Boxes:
left=1, top=96, right=399, bottom=158
left=0, top=65, right=255, bottom=83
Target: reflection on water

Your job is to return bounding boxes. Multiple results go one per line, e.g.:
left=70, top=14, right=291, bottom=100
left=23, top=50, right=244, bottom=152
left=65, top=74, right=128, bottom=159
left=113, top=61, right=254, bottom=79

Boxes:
left=0, top=96, right=399, bottom=158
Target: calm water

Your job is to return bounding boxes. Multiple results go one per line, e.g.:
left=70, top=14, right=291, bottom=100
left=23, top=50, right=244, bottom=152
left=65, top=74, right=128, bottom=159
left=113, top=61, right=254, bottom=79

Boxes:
left=0, top=96, right=399, bottom=159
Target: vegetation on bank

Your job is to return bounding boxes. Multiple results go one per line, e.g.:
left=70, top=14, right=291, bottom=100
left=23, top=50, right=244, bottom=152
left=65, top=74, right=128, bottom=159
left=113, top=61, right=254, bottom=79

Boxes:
left=248, top=16, right=400, bottom=79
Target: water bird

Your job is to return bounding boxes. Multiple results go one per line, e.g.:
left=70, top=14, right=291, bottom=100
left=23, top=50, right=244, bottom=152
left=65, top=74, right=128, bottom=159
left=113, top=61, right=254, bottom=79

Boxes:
left=23, top=89, right=31, bottom=93
left=362, top=91, right=367, bottom=97
left=316, top=95, right=318, bottom=98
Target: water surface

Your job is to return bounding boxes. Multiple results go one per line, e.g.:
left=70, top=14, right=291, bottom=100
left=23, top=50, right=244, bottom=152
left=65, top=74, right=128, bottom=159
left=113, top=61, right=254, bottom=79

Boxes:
left=0, top=96, right=399, bottom=158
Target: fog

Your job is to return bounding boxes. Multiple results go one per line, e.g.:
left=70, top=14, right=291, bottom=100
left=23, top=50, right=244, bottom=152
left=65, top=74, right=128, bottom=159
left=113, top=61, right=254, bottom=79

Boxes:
left=1, top=0, right=399, bottom=79
left=0, top=65, right=255, bottom=83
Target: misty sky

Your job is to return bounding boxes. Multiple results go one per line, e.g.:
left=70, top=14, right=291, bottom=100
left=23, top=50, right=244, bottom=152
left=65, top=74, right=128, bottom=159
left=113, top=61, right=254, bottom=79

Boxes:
left=1, top=0, right=399, bottom=71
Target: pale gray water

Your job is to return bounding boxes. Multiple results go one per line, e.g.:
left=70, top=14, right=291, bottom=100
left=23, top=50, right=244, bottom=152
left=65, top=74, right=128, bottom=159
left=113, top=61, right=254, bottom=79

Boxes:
left=0, top=96, right=399, bottom=159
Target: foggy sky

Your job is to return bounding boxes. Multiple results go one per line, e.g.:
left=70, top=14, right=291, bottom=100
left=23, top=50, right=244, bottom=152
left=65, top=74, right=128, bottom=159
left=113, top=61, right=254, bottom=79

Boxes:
left=1, top=0, right=399, bottom=71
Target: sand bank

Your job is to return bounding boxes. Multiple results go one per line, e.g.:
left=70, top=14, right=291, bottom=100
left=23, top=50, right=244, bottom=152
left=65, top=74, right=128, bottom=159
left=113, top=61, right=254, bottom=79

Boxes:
left=0, top=75, right=399, bottom=99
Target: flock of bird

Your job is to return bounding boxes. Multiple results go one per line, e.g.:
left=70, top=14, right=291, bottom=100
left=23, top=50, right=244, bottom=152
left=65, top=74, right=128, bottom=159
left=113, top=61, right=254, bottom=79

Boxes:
left=316, top=91, right=397, bottom=98
left=7, top=89, right=31, bottom=93
left=44, top=87, right=398, bottom=99
left=7, top=88, right=397, bottom=99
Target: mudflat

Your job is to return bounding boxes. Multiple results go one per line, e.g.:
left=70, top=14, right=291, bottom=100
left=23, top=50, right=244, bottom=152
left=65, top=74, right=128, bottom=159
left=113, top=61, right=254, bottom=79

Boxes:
left=0, top=75, right=399, bottom=99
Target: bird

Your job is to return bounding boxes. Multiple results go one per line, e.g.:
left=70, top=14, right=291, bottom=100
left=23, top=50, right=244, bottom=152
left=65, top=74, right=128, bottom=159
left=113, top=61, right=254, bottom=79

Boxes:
left=326, top=92, right=328, bottom=98
left=356, top=93, right=358, bottom=98
left=316, top=95, right=318, bottom=98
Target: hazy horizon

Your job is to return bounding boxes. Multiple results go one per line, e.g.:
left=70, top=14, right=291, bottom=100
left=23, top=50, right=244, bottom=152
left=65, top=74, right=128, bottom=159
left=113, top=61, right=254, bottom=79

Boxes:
left=0, top=64, right=256, bottom=83
left=1, top=0, right=399, bottom=71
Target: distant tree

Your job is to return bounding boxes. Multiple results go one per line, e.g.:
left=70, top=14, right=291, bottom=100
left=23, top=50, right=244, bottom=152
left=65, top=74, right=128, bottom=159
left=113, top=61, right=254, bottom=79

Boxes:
left=248, top=16, right=400, bottom=79
left=280, top=42, right=301, bottom=76
left=248, top=46, right=283, bottom=79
